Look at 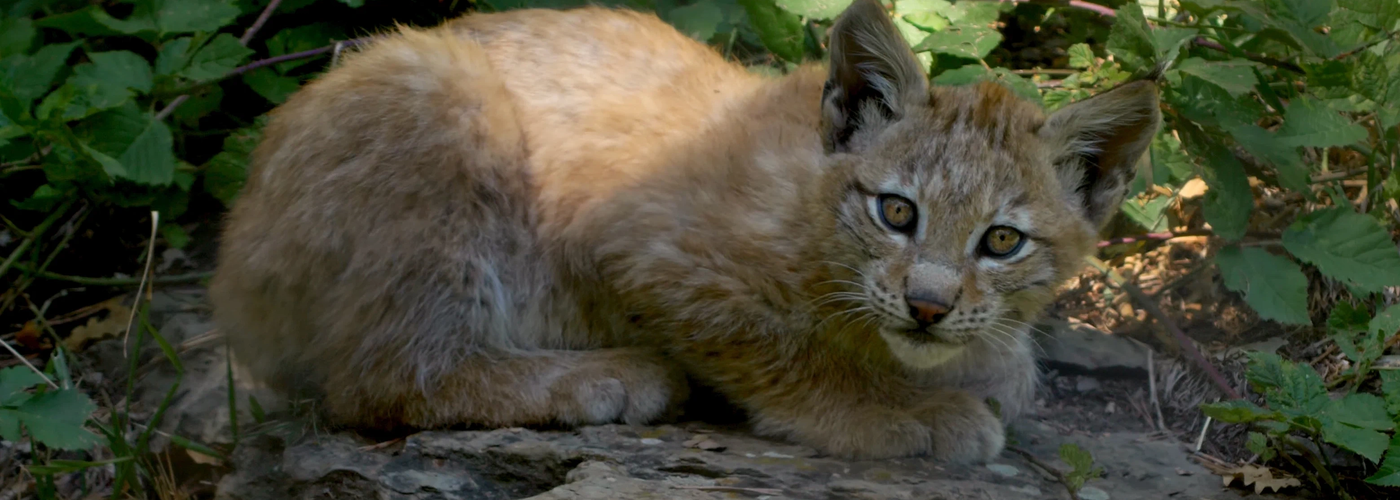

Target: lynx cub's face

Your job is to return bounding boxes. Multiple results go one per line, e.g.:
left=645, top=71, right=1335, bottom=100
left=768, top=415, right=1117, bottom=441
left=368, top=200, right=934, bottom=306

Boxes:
left=815, top=2, right=1160, bottom=369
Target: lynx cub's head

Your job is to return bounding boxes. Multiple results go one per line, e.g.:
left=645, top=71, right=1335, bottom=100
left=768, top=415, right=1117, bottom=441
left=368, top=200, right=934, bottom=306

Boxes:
left=814, top=0, right=1160, bottom=369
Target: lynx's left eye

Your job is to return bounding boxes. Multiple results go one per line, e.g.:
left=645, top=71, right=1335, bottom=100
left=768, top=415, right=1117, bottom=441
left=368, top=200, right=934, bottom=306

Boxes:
left=878, top=194, right=917, bottom=233
left=981, top=226, right=1024, bottom=257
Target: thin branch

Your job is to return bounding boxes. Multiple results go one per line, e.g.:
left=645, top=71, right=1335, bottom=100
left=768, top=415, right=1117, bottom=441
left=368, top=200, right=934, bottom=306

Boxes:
left=162, top=37, right=375, bottom=99
left=10, top=264, right=212, bottom=287
left=239, top=0, right=283, bottom=45
left=1006, top=446, right=1081, bottom=500
left=1098, top=229, right=1213, bottom=248
left=1332, top=29, right=1400, bottom=61
left=0, top=200, right=74, bottom=281
left=0, top=338, right=57, bottom=389
left=1190, top=37, right=1305, bottom=74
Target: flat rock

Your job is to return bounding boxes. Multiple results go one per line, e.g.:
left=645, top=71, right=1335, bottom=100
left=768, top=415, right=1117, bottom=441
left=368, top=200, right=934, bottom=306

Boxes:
left=1035, top=319, right=1150, bottom=377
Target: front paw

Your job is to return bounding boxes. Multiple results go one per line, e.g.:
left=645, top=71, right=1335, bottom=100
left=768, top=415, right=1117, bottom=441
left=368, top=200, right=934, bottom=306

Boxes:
left=914, top=391, right=1006, bottom=463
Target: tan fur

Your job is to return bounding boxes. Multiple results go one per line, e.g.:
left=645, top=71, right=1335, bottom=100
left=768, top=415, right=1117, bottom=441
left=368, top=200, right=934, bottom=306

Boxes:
left=210, top=0, right=1159, bottom=461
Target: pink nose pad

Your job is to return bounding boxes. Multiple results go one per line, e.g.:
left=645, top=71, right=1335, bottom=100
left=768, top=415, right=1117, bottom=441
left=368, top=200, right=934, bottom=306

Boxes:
left=906, top=298, right=951, bottom=325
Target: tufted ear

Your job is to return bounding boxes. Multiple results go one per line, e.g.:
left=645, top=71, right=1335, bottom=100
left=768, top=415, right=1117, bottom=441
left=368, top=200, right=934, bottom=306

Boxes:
left=1039, top=80, right=1161, bottom=228
left=821, top=0, right=928, bottom=153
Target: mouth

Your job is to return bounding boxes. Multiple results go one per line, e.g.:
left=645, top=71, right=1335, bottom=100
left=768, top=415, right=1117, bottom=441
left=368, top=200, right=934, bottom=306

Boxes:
left=894, top=326, right=970, bottom=346
left=879, top=329, right=969, bottom=369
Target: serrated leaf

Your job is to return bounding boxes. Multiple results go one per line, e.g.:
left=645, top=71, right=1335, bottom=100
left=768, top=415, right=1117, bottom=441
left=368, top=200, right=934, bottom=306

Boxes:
left=668, top=1, right=725, bottom=41
left=155, top=37, right=195, bottom=76
left=7, top=389, right=97, bottom=451
left=179, top=34, right=254, bottom=81
left=242, top=70, right=299, bottom=104
left=740, top=0, right=806, bottom=63
left=929, top=65, right=1038, bottom=102
left=1329, top=302, right=1376, bottom=365
left=1322, top=421, right=1389, bottom=463
left=775, top=0, right=852, bottom=19
left=1153, top=27, right=1198, bottom=66
left=11, top=184, right=63, bottom=212
left=1175, top=58, right=1259, bottom=97
left=1, top=41, right=80, bottom=101
left=1106, top=5, right=1156, bottom=73
left=1381, top=370, right=1400, bottom=417
left=78, top=51, right=154, bottom=94
left=32, top=5, right=157, bottom=38
left=1365, top=433, right=1400, bottom=486
left=900, top=12, right=948, bottom=32
left=152, top=0, right=241, bottom=34
left=202, top=120, right=264, bottom=206
left=1215, top=246, right=1311, bottom=325
left=1149, top=130, right=1194, bottom=185
left=1245, top=352, right=1328, bottom=425
left=1224, top=124, right=1309, bottom=193
left=1270, top=0, right=1332, bottom=28
left=1327, top=393, right=1394, bottom=431
left=1121, top=196, right=1170, bottom=232
left=1282, top=207, right=1400, bottom=293
left=117, top=117, right=176, bottom=186
left=1068, top=43, right=1094, bottom=69
left=912, top=24, right=1002, bottom=60
left=1371, top=304, right=1400, bottom=339
left=0, top=16, right=35, bottom=58
left=1276, top=97, right=1368, bottom=148
left=1200, top=399, right=1280, bottom=423
left=0, top=366, right=46, bottom=405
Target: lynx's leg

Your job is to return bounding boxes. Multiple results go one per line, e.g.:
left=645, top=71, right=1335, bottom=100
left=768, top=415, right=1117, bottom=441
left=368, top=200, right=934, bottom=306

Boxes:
left=320, top=347, right=688, bottom=430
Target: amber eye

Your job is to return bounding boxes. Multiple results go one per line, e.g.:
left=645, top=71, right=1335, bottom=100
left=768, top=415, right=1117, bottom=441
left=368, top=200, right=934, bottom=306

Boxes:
left=878, top=194, right=917, bottom=232
left=982, top=226, right=1024, bottom=257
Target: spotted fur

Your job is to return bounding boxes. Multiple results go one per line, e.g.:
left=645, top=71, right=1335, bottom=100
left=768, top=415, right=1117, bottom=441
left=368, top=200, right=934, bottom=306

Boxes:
left=210, top=0, right=1159, bottom=462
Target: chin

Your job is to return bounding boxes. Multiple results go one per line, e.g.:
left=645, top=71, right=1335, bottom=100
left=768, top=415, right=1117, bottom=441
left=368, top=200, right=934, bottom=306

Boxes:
left=879, top=330, right=968, bottom=370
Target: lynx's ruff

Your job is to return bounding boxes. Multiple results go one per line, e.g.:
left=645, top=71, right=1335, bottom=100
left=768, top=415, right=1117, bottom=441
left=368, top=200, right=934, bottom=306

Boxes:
left=210, top=0, right=1160, bottom=461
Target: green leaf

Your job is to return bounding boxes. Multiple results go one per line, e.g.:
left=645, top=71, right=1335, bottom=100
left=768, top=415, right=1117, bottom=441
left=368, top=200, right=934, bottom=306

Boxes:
left=179, top=34, right=254, bottom=81
left=11, top=184, right=64, bottom=212
left=1322, top=420, right=1389, bottom=463
left=1, top=41, right=81, bottom=101
left=117, top=117, right=176, bottom=186
left=1276, top=97, right=1369, bottom=148
left=1245, top=352, right=1328, bottom=424
left=1327, top=393, right=1394, bottom=431
left=161, top=223, right=190, bottom=250
left=202, top=119, right=264, bottom=206
left=155, top=37, right=196, bottom=76
left=1381, top=370, right=1400, bottom=417
left=1067, top=43, right=1094, bottom=69
left=1329, top=302, right=1377, bottom=365
left=151, top=0, right=241, bottom=34
left=78, top=51, right=154, bottom=94
left=739, top=0, right=806, bottom=63
left=33, top=6, right=157, bottom=38
left=1215, top=246, right=1311, bottom=325
left=1200, top=399, right=1280, bottom=423
left=929, top=65, right=1038, bottom=103
left=1224, top=124, right=1309, bottom=193
left=1180, top=127, right=1252, bottom=241
left=1282, top=207, right=1400, bottom=293
left=1365, top=433, right=1400, bottom=486
left=1106, top=4, right=1156, bottom=74
left=6, top=389, right=97, bottom=451
left=0, top=16, right=35, bottom=58
left=1058, top=443, right=1103, bottom=491
left=1121, top=196, right=1170, bottom=232
left=242, top=70, right=299, bottom=104
left=264, top=24, right=343, bottom=73
left=668, top=1, right=725, bottom=41
left=338, top=0, right=366, bottom=6
left=912, top=25, right=1002, bottom=60
left=1148, top=130, right=1194, bottom=186
left=1174, top=58, right=1259, bottom=97
left=0, top=366, right=46, bottom=406
left=774, top=0, right=852, bottom=19
left=1370, top=304, right=1400, bottom=339
left=1270, top=0, right=1332, bottom=28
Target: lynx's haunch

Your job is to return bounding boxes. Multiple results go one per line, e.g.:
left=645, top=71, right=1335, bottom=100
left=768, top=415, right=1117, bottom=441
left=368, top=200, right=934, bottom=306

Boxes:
left=210, top=0, right=1159, bottom=462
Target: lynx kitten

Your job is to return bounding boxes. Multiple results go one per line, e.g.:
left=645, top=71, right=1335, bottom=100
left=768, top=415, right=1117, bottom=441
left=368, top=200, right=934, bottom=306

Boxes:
left=211, top=0, right=1160, bottom=461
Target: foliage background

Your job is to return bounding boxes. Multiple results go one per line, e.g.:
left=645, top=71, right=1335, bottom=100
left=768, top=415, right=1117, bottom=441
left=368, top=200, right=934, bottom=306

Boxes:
left=2, top=0, right=1400, bottom=498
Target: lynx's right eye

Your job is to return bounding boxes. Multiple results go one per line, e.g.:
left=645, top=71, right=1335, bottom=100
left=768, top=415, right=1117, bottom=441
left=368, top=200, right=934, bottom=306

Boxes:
left=878, top=194, right=917, bottom=233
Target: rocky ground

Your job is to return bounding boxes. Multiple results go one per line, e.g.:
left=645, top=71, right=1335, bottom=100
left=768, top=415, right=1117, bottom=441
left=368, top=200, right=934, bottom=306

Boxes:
left=49, top=283, right=1299, bottom=500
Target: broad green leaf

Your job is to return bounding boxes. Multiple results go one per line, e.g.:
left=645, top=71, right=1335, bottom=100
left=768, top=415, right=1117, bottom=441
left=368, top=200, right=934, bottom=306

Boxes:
left=894, top=0, right=951, bottom=14
left=1365, top=433, right=1400, bottom=486
left=0, top=16, right=35, bottom=57
left=202, top=119, right=265, bottom=206
left=1180, top=127, right=1251, bottom=241
left=1200, top=399, right=1280, bottom=423
left=1067, top=43, right=1094, bottom=69
left=1282, top=207, right=1400, bottom=293
left=900, top=12, right=948, bottom=32
left=1224, top=124, right=1309, bottom=192
left=912, top=25, right=1002, bottom=60
left=1174, top=58, right=1259, bottom=97
left=32, top=5, right=157, bottom=37
left=1153, top=27, right=1199, bottom=66
left=79, top=143, right=126, bottom=180
left=1121, top=196, right=1170, bottom=232
left=929, top=65, right=1039, bottom=103
left=1322, top=420, right=1389, bottom=463
left=78, top=51, right=154, bottom=94
left=668, top=2, right=725, bottom=41
left=1381, top=370, right=1400, bottom=417
left=171, top=86, right=223, bottom=126
left=6, top=389, right=97, bottom=451
left=117, top=117, right=176, bottom=186
left=1276, top=97, right=1368, bottom=148
left=180, top=34, right=254, bottom=81
left=1167, top=75, right=1265, bottom=129
left=1329, top=302, right=1378, bottom=366
left=242, top=70, right=300, bottom=104
left=1327, top=393, right=1394, bottom=431
left=1215, top=246, right=1311, bottom=325
left=1370, top=304, right=1400, bottom=339
left=161, top=223, right=190, bottom=249
left=1, top=41, right=81, bottom=101
left=151, top=0, right=241, bottom=34
left=0, top=366, right=45, bottom=405
left=1106, top=4, right=1156, bottom=74
left=1270, top=0, right=1333, bottom=28
left=11, top=184, right=63, bottom=212
left=1246, top=352, right=1329, bottom=424
left=265, top=24, right=344, bottom=72
left=775, top=0, right=851, bottom=19
left=1148, top=130, right=1194, bottom=186
left=155, top=37, right=195, bottom=76
left=933, top=0, right=1011, bottom=25
left=739, top=0, right=805, bottom=63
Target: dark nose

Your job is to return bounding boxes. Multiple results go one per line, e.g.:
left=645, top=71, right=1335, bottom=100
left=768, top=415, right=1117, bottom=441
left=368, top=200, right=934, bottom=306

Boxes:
left=907, top=297, right=951, bottom=328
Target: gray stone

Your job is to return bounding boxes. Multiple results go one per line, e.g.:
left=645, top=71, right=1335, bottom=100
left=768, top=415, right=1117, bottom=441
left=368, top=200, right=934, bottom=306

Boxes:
left=1036, top=319, right=1150, bottom=376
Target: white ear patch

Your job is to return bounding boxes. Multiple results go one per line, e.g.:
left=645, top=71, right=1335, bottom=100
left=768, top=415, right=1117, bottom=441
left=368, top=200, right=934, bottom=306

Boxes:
left=880, top=331, right=967, bottom=369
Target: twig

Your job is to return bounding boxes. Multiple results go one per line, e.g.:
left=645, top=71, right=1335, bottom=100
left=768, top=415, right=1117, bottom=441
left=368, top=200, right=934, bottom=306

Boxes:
left=9, top=264, right=212, bottom=287
left=1311, top=168, right=1368, bottom=183
left=1007, top=446, right=1081, bottom=500
left=1194, top=415, right=1213, bottom=452
left=1011, top=68, right=1078, bottom=76
left=1098, top=229, right=1213, bottom=248
left=1190, top=37, right=1304, bottom=74
left=0, top=200, right=74, bottom=281
left=159, top=37, right=376, bottom=102
left=239, top=0, right=283, bottom=45
left=0, top=338, right=57, bottom=388
left=121, top=211, right=160, bottom=358
left=1085, top=256, right=1242, bottom=400
left=1146, top=347, right=1168, bottom=433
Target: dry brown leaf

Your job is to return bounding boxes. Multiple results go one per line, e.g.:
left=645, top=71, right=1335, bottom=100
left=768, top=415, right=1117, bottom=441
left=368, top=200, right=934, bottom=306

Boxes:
left=682, top=435, right=726, bottom=452
left=1217, top=464, right=1300, bottom=494
left=13, top=321, right=45, bottom=350
left=186, top=449, right=222, bottom=466
left=1178, top=178, right=1208, bottom=199
left=64, top=297, right=132, bottom=352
